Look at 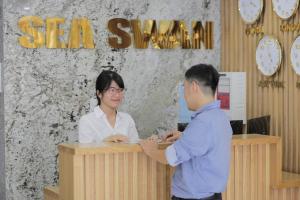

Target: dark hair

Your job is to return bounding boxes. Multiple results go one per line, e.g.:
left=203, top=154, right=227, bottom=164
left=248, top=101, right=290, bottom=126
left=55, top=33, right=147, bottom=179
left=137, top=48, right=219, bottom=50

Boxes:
left=185, top=64, right=219, bottom=95
left=95, top=70, right=125, bottom=105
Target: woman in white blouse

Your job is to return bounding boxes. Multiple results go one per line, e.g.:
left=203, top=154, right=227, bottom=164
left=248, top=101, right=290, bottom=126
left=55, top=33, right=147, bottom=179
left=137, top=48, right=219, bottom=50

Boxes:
left=79, top=70, right=139, bottom=143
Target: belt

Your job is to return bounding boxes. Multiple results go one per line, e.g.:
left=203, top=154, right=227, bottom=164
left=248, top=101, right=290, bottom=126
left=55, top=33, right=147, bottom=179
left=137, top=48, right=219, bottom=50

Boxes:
left=172, top=193, right=222, bottom=200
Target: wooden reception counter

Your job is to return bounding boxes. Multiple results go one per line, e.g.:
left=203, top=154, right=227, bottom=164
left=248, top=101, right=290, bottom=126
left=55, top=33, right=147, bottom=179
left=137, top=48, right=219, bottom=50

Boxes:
left=58, top=142, right=172, bottom=200
left=44, top=134, right=300, bottom=200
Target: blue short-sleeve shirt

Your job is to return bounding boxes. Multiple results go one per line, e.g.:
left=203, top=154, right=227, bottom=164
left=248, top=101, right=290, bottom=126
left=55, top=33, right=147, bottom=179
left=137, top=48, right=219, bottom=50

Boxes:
left=166, top=100, right=233, bottom=199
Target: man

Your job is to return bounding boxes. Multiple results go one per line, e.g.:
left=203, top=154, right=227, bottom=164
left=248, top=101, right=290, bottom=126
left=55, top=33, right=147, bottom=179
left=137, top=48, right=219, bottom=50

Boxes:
left=140, top=64, right=232, bottom=200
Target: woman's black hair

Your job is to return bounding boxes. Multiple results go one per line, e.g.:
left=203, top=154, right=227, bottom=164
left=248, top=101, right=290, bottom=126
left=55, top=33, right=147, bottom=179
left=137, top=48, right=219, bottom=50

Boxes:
left=95, top=70, right=125, bottom=105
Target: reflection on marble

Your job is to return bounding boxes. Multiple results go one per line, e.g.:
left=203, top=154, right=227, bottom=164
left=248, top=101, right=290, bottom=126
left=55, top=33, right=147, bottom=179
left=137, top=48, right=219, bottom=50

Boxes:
left=3, top=0, right=220, bottom=199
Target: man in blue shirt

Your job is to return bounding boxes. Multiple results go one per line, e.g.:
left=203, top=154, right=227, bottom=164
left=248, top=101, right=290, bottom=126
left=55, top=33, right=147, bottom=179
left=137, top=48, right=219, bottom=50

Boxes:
left=140, top=64, right=232, bottom=200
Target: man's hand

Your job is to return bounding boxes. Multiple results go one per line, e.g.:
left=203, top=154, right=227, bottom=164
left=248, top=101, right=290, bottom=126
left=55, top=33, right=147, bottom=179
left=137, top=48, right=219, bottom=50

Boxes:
left=103, top=134, right=129, bottom=143
left=164, top=130, right=182, bottom=142
left=139, top=139, right=157, bottom=156
left=139, top=139, right=168, bottom=164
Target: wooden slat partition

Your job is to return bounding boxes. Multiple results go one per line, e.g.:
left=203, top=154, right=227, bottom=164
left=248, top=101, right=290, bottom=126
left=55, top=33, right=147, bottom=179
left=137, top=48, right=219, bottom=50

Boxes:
left=221, top=0, right=300, bottom=175
left=223, top=134, right=281, bottom=200
left=44, top=134, right=300, bottom=200
left=222, top=135, right=300, bottom=200
left=58, top=143, right=170, bottom=200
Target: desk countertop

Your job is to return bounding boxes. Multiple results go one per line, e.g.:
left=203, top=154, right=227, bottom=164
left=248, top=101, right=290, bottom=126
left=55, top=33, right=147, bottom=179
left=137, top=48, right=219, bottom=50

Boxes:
left=59, top=134, right=280, bottom=155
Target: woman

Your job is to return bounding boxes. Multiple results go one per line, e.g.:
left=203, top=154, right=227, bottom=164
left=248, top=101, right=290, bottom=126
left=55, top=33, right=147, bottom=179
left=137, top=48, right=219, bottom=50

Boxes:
left=78, top=70, right=139, bottom=143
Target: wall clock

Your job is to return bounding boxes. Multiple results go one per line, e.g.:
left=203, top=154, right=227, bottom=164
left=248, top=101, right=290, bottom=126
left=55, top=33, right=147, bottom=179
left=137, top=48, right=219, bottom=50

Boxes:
left=256, top=35, right=282, bottom=76
left=291, top=35, right=300, bottom=75
left=239, top=0, right=264, bottom=24
left=272, top=0, right=299, bottom=20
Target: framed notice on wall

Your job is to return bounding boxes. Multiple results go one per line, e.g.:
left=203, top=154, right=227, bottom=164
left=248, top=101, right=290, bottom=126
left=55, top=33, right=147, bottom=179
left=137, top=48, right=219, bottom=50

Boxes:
left=217, top=76, right=230, bottom=110
left=218, top=72, right=246, bottom=124
left=178, top=72, right=246, bottom=124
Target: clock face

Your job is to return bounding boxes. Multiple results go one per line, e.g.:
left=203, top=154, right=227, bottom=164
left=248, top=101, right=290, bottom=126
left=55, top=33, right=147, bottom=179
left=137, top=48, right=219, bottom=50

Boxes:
left=239, top=0, right=263, bottom=24
left=272, top=0, right=299, bottom=20
left=256, top=35, right=282, bottom=76
left=291, top=35, right=300, bottom=75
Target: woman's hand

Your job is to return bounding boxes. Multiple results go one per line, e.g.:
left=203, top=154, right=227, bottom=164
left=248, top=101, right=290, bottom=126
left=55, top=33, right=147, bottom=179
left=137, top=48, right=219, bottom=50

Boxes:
left=103, top=134, right=129, bottom=143
left=163, top=130, right=182, bottom=142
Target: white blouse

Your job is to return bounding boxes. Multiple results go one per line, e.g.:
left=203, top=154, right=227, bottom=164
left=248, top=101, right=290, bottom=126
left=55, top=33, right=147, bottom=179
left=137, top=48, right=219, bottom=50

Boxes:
left=78, top=106, right=139, bottom=143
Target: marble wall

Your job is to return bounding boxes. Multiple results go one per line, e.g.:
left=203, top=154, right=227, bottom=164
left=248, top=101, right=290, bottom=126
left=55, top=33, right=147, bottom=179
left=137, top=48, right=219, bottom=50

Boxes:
left=1, top=0, right=5, bottom=199
left=3, top=0, right=220, bottom=199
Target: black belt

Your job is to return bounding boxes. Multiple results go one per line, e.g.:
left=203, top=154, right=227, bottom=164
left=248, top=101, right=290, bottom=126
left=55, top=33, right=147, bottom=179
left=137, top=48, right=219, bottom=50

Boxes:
left=172, top=193, right=222, bottom=200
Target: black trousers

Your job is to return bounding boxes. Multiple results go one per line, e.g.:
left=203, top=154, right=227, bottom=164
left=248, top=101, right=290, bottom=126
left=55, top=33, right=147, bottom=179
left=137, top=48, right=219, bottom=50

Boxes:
left=172, top=193, right=222, bottom=200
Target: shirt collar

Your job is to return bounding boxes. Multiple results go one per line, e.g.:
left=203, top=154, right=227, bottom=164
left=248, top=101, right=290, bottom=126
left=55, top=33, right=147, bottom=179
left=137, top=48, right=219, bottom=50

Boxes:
left=191, top=100, right=221, bottom=119
left=94, top=106, right=105, bottom=118
left=94, top=106, right=121, bottom=120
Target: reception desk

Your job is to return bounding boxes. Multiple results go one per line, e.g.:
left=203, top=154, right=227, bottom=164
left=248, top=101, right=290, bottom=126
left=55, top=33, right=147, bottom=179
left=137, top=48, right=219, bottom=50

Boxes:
left=57, top=142, right=172, bottom=200
left=44, top=134, right=300, bottom=200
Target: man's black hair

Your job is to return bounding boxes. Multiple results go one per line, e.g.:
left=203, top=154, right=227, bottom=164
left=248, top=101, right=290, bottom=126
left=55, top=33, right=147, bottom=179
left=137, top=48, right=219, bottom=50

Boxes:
left=95, top=70, right=124, bottom=105
left=185, top=64, right=219, bottom=95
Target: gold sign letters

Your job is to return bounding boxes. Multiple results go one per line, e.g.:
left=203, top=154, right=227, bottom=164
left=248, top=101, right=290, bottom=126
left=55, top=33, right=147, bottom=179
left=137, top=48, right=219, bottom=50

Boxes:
left=68, top=18, right=95, bottom=48
left=18, top=16, right=95, bottom=48
left=18, top=16, right=44, bottom=48
left=107, top=18, right=131, bottom=49
left=245, top=26, right=264, bottom=36
left=46, top=17, right=66, bottom=48
left=18, top=16, right=214, bottom=49
left=106, top=18, right=213, bottom=49
left=280, top=23, right=300, bottom=32
left=258, top=80, right=284, bottom=88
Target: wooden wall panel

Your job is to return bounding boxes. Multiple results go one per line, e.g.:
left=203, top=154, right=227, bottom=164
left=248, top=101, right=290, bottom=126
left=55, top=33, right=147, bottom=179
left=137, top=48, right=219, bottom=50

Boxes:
left=221, top=0, right=300, bottom=174
left=222, top=144, right=271, bottom=200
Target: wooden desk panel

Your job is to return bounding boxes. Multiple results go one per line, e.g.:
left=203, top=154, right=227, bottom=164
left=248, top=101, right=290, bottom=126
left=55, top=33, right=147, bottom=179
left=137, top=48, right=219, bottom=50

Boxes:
left=43, top=134, right=300, bottom=200
left=59, top=146, right=171, bottom=200
left=222, top=135, right=300, bottom=200
left=222, top=143, right=271, bottom=200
